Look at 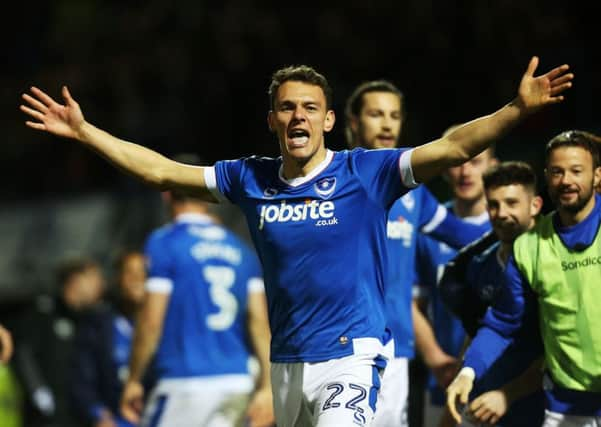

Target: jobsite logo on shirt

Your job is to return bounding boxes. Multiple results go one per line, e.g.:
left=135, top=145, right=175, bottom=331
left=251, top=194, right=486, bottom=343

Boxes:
left=258, top=199, right=339, bottom=229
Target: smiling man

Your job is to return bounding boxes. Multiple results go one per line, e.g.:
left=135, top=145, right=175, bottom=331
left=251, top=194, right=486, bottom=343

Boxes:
left=447, top=131, right=601, bottom=427
left=21, top=57, right=572, bottom=427
left=439, top=161, right=545, bottom=426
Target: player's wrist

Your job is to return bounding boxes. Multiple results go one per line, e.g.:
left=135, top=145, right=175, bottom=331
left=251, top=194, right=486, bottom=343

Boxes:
left=456, top=366, right=476, bottom=381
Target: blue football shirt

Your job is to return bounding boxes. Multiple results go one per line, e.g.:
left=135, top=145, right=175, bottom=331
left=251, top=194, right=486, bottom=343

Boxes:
left=386, top=187, right=490, bottom=358
left=144, top=213, right=264, bottom=378
left=415, top=205, right=490, bottom=405
left=207, top=148, right=416, bottom=362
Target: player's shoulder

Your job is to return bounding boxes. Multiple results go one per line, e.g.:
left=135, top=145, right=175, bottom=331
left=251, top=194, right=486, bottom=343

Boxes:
left=146, top=222, right=177, bottom=245
left=231, top=154, right=282, bottom=173
left=469, top=238, right=501, bottom=271
left=515, top=214, right=551, bottom=250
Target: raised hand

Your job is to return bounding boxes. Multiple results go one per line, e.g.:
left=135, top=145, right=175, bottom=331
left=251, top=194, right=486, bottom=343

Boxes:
left=20, top=86, right=85, bottom=140
left=517, top=56, right=574, bottom=112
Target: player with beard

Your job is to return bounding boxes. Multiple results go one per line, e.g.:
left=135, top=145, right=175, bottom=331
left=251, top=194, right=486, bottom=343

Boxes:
left=447, top=131, right=601, bottom=426
left=344, top=81, right=489, bottom=427
left=21, top=57, right=572, bottom=427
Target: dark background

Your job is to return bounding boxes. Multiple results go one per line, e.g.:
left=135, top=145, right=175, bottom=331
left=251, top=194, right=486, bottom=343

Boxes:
left=0, top=1, right=599, bottom=295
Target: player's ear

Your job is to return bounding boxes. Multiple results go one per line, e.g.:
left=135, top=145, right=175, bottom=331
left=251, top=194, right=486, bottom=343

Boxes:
left=593, top=166, right=601, bottom=191
left=531, top=195, right=543, bottom=216
left=267, top=111, right=275, bottom=133
left=324, top=110, right=335, bottom=133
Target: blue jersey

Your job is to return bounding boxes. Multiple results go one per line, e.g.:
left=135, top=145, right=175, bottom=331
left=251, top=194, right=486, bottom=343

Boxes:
left=209, top=148, right=416, bottom=362
left=415, top=206, right=490, bottom=405
left=463, top=242, right=544, bottom=426
left=145, top=213, right=263, bottom=378
left=386, top=188, right=489, bottom=358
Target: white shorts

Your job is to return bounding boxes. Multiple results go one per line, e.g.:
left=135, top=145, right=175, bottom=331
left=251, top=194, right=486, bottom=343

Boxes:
left=141, top=375, right=254, bottom=427
left=542, top=410, right=601, bottom=427
left=372, top=357, right=409, bottom=427
left=271, top=353, right=387, bottom=427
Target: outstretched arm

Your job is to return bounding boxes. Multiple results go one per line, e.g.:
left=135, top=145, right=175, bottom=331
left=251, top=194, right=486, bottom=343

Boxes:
left=411, top=56, right=573, bottom=183
left=21, top=86, right=216, bottom=201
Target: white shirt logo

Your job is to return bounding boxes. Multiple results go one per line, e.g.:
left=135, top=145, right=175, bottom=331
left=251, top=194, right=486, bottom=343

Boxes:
left=259, top=200, right=338, bottom=229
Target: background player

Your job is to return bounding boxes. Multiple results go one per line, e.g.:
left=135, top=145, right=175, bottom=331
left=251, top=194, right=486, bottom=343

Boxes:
left=120, top=156, right=273, bottom=427
left=344, top=80, right=489, bottom=427
left=413, top=140, right=496, bottom=427
left=439, top=161, right=545, bottom=425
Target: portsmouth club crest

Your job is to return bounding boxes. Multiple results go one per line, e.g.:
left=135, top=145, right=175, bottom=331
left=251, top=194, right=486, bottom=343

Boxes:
left=314, top=177, right=336, bottom=199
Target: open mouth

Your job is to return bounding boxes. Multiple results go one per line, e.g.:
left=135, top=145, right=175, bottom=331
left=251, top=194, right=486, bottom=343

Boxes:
left=288, top=128, right=310, bottom=147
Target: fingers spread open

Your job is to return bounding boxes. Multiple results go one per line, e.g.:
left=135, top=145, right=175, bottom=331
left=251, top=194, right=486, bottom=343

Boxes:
left=30, top=86, right=57, bottom=108
left=20, top=105, right=45, bottom=121
left=525, top=56, right=539, bottom=77
left=545, top=64, right=570, bottom=81
left=22, top=93, right=48, bottom=113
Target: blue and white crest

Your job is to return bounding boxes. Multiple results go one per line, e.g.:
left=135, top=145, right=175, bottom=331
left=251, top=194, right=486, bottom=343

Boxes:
left=314, top=177, right=336, bottom=198
left=263, top=187, right=279, bottom=199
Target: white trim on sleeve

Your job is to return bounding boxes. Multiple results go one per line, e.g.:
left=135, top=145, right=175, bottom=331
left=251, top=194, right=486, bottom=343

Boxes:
left=247, top=277, right=265, bottom=294
left=456, top=367, right=476, bottom=381
left=145, top=277, right=174, bottom=294
left=203, top=166, right=228, bottom=203
left=421, top=204, right=448, bottom=234
left=399, top=149, right=418, bottom=188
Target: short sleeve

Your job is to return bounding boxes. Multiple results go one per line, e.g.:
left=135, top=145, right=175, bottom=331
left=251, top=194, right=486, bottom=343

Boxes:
left=353, top=148, right=417, bottom=208
left=144, top=234, right=174, bottom=294
left=213, top=158, right=246, bottom=204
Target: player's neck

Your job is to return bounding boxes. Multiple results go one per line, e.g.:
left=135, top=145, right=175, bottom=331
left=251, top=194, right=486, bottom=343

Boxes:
left=281, top=145, right=328, bottom=180
left=453, top=196, right=487, bottom=219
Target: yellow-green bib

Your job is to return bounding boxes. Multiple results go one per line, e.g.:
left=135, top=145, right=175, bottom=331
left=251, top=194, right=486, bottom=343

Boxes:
left=514, top=213, right=601, bottom=391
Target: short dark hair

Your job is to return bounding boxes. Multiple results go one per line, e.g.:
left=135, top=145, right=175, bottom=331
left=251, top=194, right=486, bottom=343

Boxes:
left=545, top=130, right=601, bottom=168
left=344, top=80, right=404, bottom=147
left=268, top=65, right=333, bottom=110
left=483, top=161, right=537, bottom=193
left=56, top=257, right=99, bottom=287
